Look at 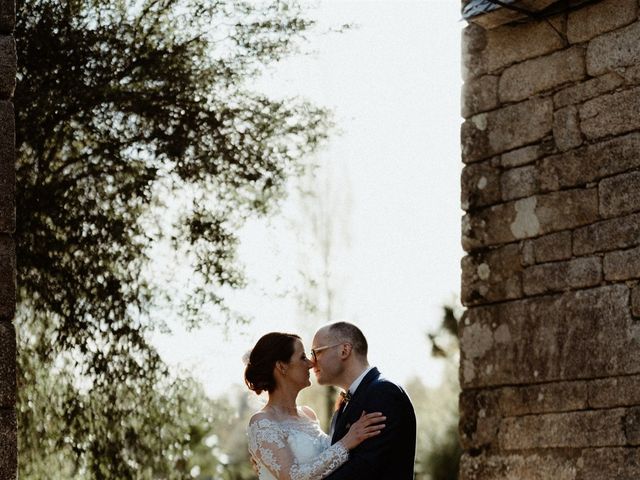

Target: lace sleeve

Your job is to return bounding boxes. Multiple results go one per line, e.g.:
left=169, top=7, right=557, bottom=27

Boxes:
left=318, top=429, right=331, bottom=451
left=248, top=418, right=349, bottom=480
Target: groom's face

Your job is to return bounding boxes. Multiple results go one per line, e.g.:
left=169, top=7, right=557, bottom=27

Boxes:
left=310, top=328, right=342, bottom=386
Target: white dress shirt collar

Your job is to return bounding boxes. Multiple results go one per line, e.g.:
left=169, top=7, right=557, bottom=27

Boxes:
left=348, top=366, right=373, bottom=395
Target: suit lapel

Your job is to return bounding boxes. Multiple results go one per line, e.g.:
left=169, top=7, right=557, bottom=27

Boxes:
left=329, top=410, right=338, bottom=439
left=330, top=399, right=346, bottom=440
left=333, top=368, right=380, bottom=440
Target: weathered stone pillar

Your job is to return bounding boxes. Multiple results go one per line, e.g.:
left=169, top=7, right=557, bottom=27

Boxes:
left=460, top=1, right=640, bottom=478
left=0, top=0, right=16, bottom=478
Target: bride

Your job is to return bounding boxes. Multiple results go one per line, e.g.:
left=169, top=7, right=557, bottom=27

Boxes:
left=244, top=332, right=386, bottom=480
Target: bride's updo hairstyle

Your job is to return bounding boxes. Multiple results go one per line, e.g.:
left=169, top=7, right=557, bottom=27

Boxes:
left=245, top=332, right=301, bottom=395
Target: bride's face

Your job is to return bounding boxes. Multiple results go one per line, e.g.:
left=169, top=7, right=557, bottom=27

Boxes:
left=283, top=339, right=313, bottom=390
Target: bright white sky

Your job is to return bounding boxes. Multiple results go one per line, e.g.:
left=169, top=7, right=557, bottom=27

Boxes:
left=152, top=0, right=464, bottom=398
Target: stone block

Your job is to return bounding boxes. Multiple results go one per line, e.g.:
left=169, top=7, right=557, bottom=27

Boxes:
left=580, top=448, right=640, bottom=480
left=461, top=203, right=515, bottom=251
left=528, top=230, right=572, bottom=264
left=624, top=407, right=640, bottom=445
left=499, top=47, right=586, bottom=103
left=461, top=159, right=501, bottom=211
left=518, top=189, right=599, bottom=234
left=462, top=188, right=598, bottom=252
left=498, top=408, right=627, bottom=450
left=500, top=165, right=538, bottom=201
left=553, top=71, right=625, bottom=108
left=589, top=375, right=640, bottom=409
left=604, top=246, right=640, bottom=281
left=567, top=0, right=638, bottom=44
left=461, top=23, right=488, bottom=81
left=539, top=132, right=640, bottom=192
left=0, top=235, right=13, bottom=319
left=500, top=144, right=546, bottom=168
left=580, top=86, right=640, bottom=140
left=460, top=451, right=579, bottom=480
left=0, top=101, right=13, bottom=234
left=463, top=17, right=565, bottom=79
left=462, top=98, right=553, bottom=163
left=521, top=239, right=535, bottom=266
left=0, top=37, right=15, bottom=98
left=633, top=286, right=640, bottom=317
left=600, top=170, right=640, bottom=218
left=461, top=447, right=640, bottom=480
left=486, top=375, right=640, bottom=418
left=616, top=63, right=640, bottom=85
left=522, top=256, right=602, bottom=296
left=462, top=21, right=486, bottom=52
left=0, top=409, right=15, bottom=480
left=0, top=322, right=14, bottom=408
left=460, top=285, right=636, bottom=388
left=462, top=75, right=499, bottom=118
left=573, top=212, right=640, bottom=255
left=459, top=447, right=640, bottom=480
left=587, top=21, right=640, bottom=76
left=0, top=1, right=14, bottom=34
left=552, top=105, right=582, bottom=152
left=498, top=380, right=588, bottom=417
left=459, top=389, right=501, bottom=450
left=461, top=243, right=523, bottom=306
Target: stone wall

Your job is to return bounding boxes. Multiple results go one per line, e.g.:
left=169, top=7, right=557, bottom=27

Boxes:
left=460, top=1, right=640, bottom=478
left=0, top=0, right=15, bottom=478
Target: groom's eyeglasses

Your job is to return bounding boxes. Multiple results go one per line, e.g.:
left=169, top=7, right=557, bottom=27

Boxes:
left=310, top=342, right=348, bottom=362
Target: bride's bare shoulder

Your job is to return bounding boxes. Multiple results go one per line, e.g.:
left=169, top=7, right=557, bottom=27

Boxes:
left=248, top=409, right=276, bottom=426
left=300, top=405, right=318, bottom=422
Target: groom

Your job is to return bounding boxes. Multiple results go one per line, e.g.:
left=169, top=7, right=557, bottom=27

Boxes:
left=311, top=322, right=416, bottom=479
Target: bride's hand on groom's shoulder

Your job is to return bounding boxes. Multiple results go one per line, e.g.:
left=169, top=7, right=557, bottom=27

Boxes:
left=340, top=411, right=386, bottom=450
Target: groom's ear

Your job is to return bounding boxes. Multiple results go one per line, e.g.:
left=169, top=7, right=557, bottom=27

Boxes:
left=340, top=343, right=352, bottom=359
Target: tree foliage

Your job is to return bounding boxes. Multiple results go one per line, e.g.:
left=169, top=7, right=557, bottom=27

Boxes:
left=420, top=303, right=462, bottom=480
left=19, top=339, right=249, bottom=479
left=16, top=0, right=330, bottom=359
left=15, top=0, right=331, bottom=476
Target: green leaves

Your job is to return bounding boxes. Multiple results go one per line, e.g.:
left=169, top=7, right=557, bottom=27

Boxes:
left=16, top=0, right=329, bottom=353
left=18, top=343, right=236, bottom=479
left=15, top=0, right=331, bottom=477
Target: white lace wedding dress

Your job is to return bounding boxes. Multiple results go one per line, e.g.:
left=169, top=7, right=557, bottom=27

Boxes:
left=247, top=413, right=349, bottom=480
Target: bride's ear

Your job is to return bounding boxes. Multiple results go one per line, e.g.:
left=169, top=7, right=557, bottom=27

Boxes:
left=275, top=360, right=287, bottom=376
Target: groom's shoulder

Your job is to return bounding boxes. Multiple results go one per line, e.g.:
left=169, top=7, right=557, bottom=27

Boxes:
left=369, top=373, right=411, bottom=399
left=365, top=376, right=415, bottom=425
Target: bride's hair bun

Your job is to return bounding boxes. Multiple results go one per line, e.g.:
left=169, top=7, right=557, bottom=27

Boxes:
left=244, top=332, right=300, bottom=395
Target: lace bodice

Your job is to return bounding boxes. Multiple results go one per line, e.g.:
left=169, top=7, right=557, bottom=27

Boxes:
left=247, top=412, right=349, bottom=480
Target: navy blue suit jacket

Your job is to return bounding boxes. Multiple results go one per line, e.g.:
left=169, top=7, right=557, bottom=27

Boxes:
left=326, top=368, right=417, bottom=479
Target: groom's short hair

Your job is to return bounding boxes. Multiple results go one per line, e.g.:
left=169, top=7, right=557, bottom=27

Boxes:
left=328, top=322, right=368, bottom=358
